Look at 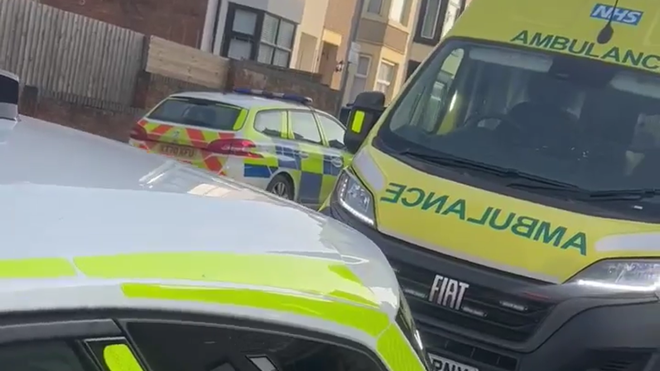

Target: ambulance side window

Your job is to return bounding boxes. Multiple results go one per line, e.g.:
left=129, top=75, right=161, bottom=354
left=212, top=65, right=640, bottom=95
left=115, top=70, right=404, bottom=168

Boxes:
left=254, top=110, right=286, bottom=138
left=392, top=49, right=465, bottom=133
left=126, top=321, right=387, bottom=371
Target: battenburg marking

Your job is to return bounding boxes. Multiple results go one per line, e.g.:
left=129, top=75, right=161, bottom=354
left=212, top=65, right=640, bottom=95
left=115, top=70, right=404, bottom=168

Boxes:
left=509, top=30, right=660, bottom=72
left=380, top=182, right=588, bottom=256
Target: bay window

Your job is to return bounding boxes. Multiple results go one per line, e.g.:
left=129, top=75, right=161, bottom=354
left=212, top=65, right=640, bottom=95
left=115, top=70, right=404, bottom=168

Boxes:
left=221, top=3, right=296, bottom=68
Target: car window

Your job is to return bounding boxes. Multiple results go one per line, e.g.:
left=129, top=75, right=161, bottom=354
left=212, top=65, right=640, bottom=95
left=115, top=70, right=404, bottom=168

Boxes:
left=254, top=110, right=285, bottom=137
left=316, top=113, right=346, bottom=150
left=289, top=111, right=322, bottom=144
left=0, top=340, right=94, bottom=371
left=127, top=321, right=386, bottom=371
left=88, top=341, right=145, bottom=371
left=148, top=97, right=242, bottom=131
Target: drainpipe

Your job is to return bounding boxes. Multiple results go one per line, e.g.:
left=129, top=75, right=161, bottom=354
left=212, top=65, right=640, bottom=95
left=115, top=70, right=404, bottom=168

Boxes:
left=201, top=0, right=220, bottom=52
left=336, top=0, right=365, bottom=115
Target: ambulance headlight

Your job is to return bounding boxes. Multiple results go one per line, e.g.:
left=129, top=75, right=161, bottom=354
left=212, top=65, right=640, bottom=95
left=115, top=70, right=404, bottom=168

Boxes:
left=569, top=259, right=660, bottom=292
left=335, top=170, right=375, bottom=226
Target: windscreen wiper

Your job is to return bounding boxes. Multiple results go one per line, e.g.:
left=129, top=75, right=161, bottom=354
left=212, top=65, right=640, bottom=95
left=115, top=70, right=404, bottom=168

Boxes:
left=397, top=149, right=582, bottom=191
left=583, top=189, right=660, bottom=201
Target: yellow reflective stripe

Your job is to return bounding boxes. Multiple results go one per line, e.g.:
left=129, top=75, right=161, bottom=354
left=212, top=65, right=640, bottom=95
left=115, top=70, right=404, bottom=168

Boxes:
left=74, top=253, right=377, bottom=307
left=121, top=283, right=389, bottom=337
left=0, top=258, right=76, bottom=278
left=233, top=109, right=249, bottom=130
left=300, top=145, right=324, bottom=174
left=350, top=111, right=365, bottom=133
left=103, top=344, right=145, bottom=371
left=377, top=324, right=427, bottom=371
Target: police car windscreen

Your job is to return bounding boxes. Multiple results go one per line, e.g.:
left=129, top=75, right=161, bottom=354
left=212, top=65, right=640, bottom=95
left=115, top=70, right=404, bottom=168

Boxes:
left=148, top=97, right=241, bottom=131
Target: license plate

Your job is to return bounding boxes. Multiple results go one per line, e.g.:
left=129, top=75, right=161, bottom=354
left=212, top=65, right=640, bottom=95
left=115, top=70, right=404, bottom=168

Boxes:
left=159, top=144, right=196, bottom=159
left=429, top=354, right=479, bottom=371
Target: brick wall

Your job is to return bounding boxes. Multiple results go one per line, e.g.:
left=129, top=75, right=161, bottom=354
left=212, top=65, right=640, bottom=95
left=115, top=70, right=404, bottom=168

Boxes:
left=38, top=0, right=206, bottom=47
left=19, top=87, right=144, bottom=142
left=227, top=60, right=341, bottom=114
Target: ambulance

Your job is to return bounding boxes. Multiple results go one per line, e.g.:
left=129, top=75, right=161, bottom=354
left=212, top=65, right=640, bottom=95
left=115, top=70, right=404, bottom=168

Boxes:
left=321, top=0, right=660, bottom=370
left=0, top=70, right=428, bottom=371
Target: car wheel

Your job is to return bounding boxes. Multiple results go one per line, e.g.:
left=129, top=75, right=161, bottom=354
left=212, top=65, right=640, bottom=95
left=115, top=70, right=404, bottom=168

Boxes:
left=266, top=174, right=294, bottom=200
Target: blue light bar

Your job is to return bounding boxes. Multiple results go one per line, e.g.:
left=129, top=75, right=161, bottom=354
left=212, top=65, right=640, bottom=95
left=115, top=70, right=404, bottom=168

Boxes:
left=232, top=88, right=313, bottom=105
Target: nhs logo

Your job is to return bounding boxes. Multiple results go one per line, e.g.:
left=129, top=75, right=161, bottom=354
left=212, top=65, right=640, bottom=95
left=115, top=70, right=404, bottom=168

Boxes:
left=590, top=3, right=643, bottom=26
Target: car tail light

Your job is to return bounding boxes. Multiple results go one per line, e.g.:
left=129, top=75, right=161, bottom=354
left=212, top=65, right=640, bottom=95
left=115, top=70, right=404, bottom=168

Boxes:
left=207, top=138, right=262, bottom=158
left=129, top=120, right=148, bottom=141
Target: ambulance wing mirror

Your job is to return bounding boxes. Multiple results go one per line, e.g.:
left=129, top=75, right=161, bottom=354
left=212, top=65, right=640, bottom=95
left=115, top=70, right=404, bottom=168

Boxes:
left=344, top=91, right=385, bottom=154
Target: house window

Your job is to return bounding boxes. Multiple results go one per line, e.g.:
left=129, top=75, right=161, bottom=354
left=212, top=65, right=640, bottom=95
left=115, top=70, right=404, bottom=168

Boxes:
left=349, top=55, right=371, bottom=103
left=414, top=0, right=464, bottom=44
left=258, top=14, right=295, bottom=67
left=375, top=61, right=396, bottom=95
left=226, top=8, right=258, bottom=60
left=389, top=0, right=408, bottom=25
left=366, top=0, right=382, bottom=14
left=420, top=0, right=441, bottom=39
left=441, top=0, right=462, bottom=38
left=222, top=3, right=296, bottom=67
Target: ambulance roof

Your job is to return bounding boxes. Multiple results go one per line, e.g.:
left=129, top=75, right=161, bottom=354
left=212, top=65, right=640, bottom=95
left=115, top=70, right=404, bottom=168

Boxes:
left=0, top=72, right=400, bottom=331
left=450, top=0, right=660, bottom=74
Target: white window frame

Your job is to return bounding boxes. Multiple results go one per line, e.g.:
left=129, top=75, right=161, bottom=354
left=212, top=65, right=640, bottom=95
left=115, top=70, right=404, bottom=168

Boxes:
left=375, top=60, right=396, bottom=94
left=389, top=0, right=406, bottom=24
left=441, top=0, right=462, bottom=38
left=366, top=0, right=382, bottom=14
left=420, top=0, right=441, bottom=39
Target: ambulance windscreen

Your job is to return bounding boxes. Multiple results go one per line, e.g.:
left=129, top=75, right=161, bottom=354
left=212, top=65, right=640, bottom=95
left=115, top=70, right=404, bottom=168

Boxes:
left=378, top=39, right=660, bottom=214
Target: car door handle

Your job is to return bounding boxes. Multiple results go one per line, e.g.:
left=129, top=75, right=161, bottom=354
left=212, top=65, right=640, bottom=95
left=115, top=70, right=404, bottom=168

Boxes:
left=299, top=151, right=309, bottom=158
left=331, top=157, right=343, bottom=167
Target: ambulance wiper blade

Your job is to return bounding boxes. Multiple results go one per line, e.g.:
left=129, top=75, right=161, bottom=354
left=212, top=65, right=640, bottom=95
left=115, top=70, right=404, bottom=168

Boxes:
left=398, top=149, right=581, bottom=190
left=583, top=188, right=660, bottom=201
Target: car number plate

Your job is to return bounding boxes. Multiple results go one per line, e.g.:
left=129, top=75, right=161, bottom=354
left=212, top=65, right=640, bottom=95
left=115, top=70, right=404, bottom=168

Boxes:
left=429, top=354, right=479, bottom=371
left=159, top=144, right=196, bottom=159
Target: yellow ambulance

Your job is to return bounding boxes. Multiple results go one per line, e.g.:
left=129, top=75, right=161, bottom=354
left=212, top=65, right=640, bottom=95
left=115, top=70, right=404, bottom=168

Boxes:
left=321, top=0, right=660, bottom=370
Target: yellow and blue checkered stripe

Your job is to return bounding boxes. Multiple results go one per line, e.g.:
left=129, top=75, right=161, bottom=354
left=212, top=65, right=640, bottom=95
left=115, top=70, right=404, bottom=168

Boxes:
left=243, top=140, right=342, bottom=204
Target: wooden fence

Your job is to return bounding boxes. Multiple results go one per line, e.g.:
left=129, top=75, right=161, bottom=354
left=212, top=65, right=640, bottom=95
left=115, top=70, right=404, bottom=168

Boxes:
left=0, top=0, right=144, bottom=107
left=144, top=36, right=230, bottom=89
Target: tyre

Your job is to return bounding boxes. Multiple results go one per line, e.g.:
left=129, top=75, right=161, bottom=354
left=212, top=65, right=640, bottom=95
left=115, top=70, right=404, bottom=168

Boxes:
left=266, top=174, right=295, bottom=201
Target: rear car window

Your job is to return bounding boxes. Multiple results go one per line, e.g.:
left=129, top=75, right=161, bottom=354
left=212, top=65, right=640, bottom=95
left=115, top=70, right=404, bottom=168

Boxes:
left=148, top=97, right=242, bottom=131
left=127, top=321, right=385, bottom=371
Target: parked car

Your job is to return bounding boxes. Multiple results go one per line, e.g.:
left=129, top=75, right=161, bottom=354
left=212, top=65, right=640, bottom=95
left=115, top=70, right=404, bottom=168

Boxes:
left=0, top=68, right=429, bottom=371
left=129, top=89, right=351, bottom=209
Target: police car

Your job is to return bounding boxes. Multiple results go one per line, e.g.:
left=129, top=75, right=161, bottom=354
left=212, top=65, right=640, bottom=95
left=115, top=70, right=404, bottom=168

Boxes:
left=0, top=70, right=428, bottom=371
left=129, top=89, right=351, bottom=209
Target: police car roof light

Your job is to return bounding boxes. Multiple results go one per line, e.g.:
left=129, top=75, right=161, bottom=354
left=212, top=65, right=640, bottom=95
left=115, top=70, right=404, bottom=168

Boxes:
left=232, top=88, right=313, bottom=105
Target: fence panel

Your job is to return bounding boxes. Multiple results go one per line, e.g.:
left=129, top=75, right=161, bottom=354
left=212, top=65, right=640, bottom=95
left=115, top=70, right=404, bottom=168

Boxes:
left=0, top=0, right=144, bottom=106
left=145, top=36, right=229, bottom=89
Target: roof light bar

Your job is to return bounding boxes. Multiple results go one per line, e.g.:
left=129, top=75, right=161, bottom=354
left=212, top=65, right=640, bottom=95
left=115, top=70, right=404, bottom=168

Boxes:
left=233, top=88, right=313, bottom=105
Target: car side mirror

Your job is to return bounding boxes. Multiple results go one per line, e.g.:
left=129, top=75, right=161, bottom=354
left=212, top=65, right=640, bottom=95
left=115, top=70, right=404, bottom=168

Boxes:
left=344, top=91, right=385, bottom=154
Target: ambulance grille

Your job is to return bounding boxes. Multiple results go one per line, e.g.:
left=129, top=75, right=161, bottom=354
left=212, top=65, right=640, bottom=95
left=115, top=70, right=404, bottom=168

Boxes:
left=391, top=259, right=554, bottom=342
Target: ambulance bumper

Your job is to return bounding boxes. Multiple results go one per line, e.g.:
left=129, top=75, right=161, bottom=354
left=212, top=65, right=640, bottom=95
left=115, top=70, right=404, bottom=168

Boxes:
left=320, top=202, right=660, bottom=371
